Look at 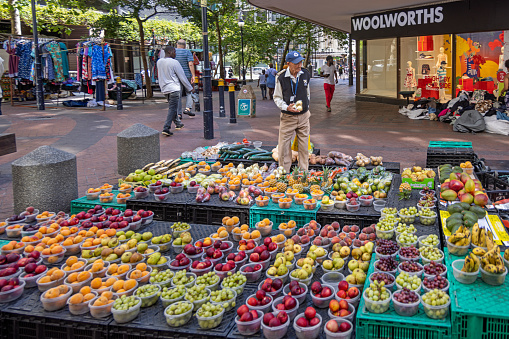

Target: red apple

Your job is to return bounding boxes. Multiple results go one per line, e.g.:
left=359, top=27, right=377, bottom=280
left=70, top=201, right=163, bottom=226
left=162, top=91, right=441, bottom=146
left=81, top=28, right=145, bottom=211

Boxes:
left=237, top=304, right=250, bottom=317
left=304, top=306, right=316, bottom=320
left=326, top=320, right=339, bottom=332
left=263, top=313, right=274, bottom=326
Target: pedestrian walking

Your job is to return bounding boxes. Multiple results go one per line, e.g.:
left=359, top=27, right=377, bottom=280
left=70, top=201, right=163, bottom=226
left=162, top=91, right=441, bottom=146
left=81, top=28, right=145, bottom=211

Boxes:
left=273, top=51, right=311, bottom=172
left=175, top=39, right=198, bottom=119
left=266, top=63, right=278, bottom=100
left=257, top=69, right=267, bottom=99
left=157, top=46, right=193, bottom=137
left=320, top=56, right=338, bottom=112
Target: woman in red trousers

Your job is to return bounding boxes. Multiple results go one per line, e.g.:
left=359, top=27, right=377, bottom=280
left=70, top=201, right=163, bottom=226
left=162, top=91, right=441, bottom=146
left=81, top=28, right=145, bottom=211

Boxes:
left=320, top=56, right=338, bottom=112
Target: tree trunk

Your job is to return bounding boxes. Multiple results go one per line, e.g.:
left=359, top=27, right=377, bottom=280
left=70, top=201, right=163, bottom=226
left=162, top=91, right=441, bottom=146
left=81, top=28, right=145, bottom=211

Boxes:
left=136, top=17, right=153, bottom=99
left=9, top=0, right=21, bottom=35
left=215, top=20, right=225, bottom=79
left=304, top=32, right=312, bottom=69
left=281, top=39, right=291, bottom=71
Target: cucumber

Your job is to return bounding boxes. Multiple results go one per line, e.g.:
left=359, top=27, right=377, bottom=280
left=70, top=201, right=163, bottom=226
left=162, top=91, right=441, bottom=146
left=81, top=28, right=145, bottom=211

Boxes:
left=243, top=151, right=266, bottom=159
left=249, top=155, right=274, bottom=161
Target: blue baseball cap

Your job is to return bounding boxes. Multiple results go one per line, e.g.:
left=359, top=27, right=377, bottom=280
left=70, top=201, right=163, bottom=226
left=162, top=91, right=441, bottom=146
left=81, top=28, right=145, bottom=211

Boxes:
left=286, top=51, right=304, bottom=64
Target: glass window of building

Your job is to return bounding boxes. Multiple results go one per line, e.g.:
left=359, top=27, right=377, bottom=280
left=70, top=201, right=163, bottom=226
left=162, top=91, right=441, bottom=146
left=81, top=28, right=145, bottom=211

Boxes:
left=361, top=38, right=397, bottom=97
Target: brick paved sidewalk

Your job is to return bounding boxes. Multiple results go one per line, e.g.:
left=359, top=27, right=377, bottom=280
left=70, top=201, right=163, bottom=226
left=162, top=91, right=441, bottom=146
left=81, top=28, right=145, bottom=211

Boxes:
left=0, top=79, right=508, bottom=216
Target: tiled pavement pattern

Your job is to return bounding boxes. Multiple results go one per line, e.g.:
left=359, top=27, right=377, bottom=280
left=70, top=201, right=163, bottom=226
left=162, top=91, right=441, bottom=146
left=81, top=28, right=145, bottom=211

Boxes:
left=1, top=79, right=508, bottom=216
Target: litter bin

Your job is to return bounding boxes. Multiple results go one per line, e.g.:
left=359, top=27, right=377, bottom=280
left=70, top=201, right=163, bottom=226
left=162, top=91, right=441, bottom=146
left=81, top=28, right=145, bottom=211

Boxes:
left=237, top=85, right=256, bottom=118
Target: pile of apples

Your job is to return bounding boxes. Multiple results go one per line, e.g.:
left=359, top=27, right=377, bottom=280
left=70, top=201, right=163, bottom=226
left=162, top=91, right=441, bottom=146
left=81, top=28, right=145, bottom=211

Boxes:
left=247, top=289, right=272, bottom=307
left=336, top=281, right=360, bottom=301
left=287, top=280, right=306, bottom=297
left=169, top=253, right=191, bottom=268
left=295, top=307, right=321, bottom=328
left=262, top=311, right=288, bottom=327
left=249, top=245, right=270, bottom=263
left=260, top=278, right=283, bottom=293
left=226, top=251, right=248, bottom=265
left=190, top=258, right=213, bottom=271
left=236, top=304, right=259, bottom=322
left=274, top=295, right=297, bottom=311
left=310, top=281, right=333, bottom=298
left=215, top=260, right=235, bottom=273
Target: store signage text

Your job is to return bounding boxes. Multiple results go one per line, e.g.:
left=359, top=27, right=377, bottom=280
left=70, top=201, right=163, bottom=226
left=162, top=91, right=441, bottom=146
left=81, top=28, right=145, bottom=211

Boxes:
left=352, top=7, right=443, bottom=31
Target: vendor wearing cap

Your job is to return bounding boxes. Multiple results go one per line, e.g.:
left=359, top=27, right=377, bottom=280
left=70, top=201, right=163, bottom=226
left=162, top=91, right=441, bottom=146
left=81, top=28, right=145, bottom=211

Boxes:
left=274, top=51, right=311, bottom=172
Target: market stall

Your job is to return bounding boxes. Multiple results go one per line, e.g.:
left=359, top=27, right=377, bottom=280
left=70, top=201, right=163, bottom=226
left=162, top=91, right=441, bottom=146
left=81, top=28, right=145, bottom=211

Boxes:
left=0, top=141, right=508, bottom=339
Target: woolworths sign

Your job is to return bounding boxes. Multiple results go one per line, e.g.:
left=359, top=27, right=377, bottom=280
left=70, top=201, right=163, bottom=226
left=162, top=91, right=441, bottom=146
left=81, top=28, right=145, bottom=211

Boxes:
left=351, top=0, right=508, bottom=40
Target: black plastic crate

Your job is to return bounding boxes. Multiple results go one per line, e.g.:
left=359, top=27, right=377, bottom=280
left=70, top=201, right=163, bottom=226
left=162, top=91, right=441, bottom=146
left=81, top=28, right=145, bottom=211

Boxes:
left=477, top=172, right=509, bottom=203
left=127, top=192, right=194, bottom=222
left=426, top=147, right=476, bottom=168
left=187, top=195, right=250, bottom=226
left=2, top=313, right=108, bottom=339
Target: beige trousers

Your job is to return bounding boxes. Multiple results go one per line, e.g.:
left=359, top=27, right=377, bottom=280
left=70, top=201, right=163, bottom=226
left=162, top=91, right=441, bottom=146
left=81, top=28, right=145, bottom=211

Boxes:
left=278, top=111, right=310, bottom=172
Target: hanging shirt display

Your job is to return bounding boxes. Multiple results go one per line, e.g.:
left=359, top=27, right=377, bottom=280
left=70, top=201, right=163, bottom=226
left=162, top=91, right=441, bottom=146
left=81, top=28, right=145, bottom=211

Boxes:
left=45, top=41, right=65, bottom=82
left=59, top=42, right=69, bottom=78
left=15, top=41, right=32, bottom=80
left=3, top=41, right=19, bottom=77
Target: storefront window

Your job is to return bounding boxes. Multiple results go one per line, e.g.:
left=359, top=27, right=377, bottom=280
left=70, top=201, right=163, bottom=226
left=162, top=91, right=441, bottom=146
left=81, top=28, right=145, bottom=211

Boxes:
left=400, top=35, right=452, bottom=101
left=361, top=38, right=397, bottom=97
left=455, top=31, right=505, bottom=95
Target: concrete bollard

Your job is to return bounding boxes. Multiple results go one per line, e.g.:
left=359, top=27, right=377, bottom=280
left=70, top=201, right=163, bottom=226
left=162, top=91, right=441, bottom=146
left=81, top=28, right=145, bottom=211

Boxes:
left=117, top=123, right=160, bottom=176
left=12, top=146, right=78, bottom=213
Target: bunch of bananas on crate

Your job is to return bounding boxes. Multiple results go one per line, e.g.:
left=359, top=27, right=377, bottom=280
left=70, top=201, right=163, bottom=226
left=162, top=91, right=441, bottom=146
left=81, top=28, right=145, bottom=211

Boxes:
left=471, top=223, right=487, bottom=248
left=449, top=225, right=471, bottom=246
left=480, top=246, right=506, bottom=274
left=461, top=252, right=480, bottom=272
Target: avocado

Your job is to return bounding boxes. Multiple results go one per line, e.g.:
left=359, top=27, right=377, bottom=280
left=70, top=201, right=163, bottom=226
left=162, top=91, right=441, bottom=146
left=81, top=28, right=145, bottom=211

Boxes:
left=459, top=202, right=472, bottom=210
left=447, top=204, right=465, bottom=214
left=446, top=218, right=463, bottom=232
left=450, top=223, right=462, bottom=234
left=463, top=211, right=479, bottom=223
left=469, top=205, right=487, bottom=219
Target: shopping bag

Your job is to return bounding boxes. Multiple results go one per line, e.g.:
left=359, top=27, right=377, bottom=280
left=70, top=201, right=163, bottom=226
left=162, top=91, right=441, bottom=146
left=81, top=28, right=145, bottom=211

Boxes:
left=291, top=136, right=312, bottom=152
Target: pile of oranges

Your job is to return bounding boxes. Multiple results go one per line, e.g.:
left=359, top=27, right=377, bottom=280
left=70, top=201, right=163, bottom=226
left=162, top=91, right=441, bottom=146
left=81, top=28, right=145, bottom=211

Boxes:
left=128, top=263, right=151, bottom=280
left=118, top=183, right=132, bottom=193
left=87, top=187, right=101, bottom=194
left=222, top=216, right=240, bottom=227
left=99, top=192, right=113, bottom=203
left=211, top=227, right=229, bottom=239
left=88, top=260, right=107, bottom=274
left=67, top=271, right=92, bottom=284
left=111, top=279, right=137, bottom=293
left=38, top=267, right=65, bottom=284
left=62, top=256, right=85, bottom=272
left=1, top=240, right=24, bottom=252
left=68, top=286, right=97, bottom=304
left=90, top=277, right=117, bottom=291
left=36, top=211, right=55, bottom=220
left=92, top=291, right=115, bottom=306
left=107, top=264, right=130, bottom=276
left=44, top=285, right=70, bottom=299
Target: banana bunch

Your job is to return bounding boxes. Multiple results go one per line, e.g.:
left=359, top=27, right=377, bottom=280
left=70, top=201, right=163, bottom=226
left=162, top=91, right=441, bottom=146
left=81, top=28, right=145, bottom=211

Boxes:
left=449, top=225, right=471, bottom=246
left=461, top=252, right=480, bottom=272
left=471, top=224, right=487, bottom=248
left=486, top=230, right=495, bottom=251
left=481, top=246, right=506, bottom=274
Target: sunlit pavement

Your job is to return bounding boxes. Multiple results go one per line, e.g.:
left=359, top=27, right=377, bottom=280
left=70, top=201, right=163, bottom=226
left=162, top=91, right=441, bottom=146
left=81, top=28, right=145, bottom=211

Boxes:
left=1, top=78, right=508, bottom=215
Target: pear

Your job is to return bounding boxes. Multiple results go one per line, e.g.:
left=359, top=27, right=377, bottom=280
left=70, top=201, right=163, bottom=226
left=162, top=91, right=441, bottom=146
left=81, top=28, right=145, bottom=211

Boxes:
left=302, top=263, right=313, bottom=275
left=114, top=247, right=125, bottom=257
left=101, top=237, right=111, bottom=247
left=127, top=239, right=138, bottom=249
left=82, top=250, right=92, bottom=259
left=94, top=247, right=103, bottom=257
left=130, top=252, right=143, bottom=263
left=276, top=253, right=285, bottom=260
left=173, top=238, right=182, bottom=246
left=132, top=233, right=142, bottom=242
left=108, top=238, right=119, bottom=248
left=145, top=248, right=155, bottom=255
left=297, top=269, right=309, bottom=279
left=147, top=252, right=161, bottom=265
left=121, top=252, right=132, bottom=263
left=118, top=234, right=127, bottom=241
left=101, top=248, right=113, bottom=258
left=151, top=236, right=162, bottom=244
left=277, top=265, right=288, bottom=276
left=274, top=258, right=283, bottom=268
left=267, top=267, right=277, bottom=276
left=332, top=258, right=344, bottom=269
left=345, top=274, right=357, bottom=284
left=137, top=243, right=148, bottom=254
left=284, top=251, right=294, bottom=262
left=307, top=252, right=317, bottom=260
left=157, top=256, right=167, bottom=265
left=105, top=254, right=118, bottom=261
left=161, top=234, right=172, bottom=243
left=125, top=231, right=135, bottom=238
left=142, top=232, right=153, bottom=241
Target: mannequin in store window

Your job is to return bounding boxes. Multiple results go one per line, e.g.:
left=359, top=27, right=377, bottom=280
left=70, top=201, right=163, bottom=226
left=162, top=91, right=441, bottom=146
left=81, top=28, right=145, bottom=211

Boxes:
left=502, top=59, right=509, bottom=106
left=499, top=47, right=505, bottom=71
left=404, top=61, right=417, bottom=90
left=436, top=47, right=448, bottom=69
left=437, top=61, right=448, bottom=102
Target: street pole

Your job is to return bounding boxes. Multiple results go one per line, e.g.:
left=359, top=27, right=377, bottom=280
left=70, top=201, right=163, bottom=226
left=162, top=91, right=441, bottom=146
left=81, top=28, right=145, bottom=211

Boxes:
left=116, top=77, right=123, bottom=110
left=228, top=84, right=236, bottom=124
left=201, top=0, right=214, bottom=140
left=348, top=34, right=353, bottom=86
left=240, top=25, right=245, bottom=85
left=218, top=78, right=225, bottom=117
left=31, top=0, right=44, bottom=110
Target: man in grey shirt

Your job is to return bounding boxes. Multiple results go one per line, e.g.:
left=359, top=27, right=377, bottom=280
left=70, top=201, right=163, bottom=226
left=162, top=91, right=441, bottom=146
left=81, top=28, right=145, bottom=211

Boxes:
left=157, top=46, right=193, bottom=136
left=176, top=39, right=199, bottom=119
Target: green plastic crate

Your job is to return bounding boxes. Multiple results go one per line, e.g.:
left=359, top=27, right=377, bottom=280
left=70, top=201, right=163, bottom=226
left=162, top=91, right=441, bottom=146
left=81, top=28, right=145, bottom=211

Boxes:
left=356, top=257, right=452, bottom=339
left=70, top=190, right=127, bottom=215
left=249, top=201, right=318, bottom=229
left=444, top=248, right=509, bottom=339
left=428, top=141, right=472, bottom=148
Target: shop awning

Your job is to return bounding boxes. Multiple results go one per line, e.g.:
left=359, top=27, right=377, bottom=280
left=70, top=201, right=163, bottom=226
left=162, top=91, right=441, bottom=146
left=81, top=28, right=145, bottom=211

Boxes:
left=247, top=0, right=459, bottom=32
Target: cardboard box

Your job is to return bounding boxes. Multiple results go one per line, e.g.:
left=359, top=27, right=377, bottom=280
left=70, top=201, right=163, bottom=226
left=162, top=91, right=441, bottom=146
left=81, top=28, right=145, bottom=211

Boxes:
left=401, top=167, right=435, bottom=189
